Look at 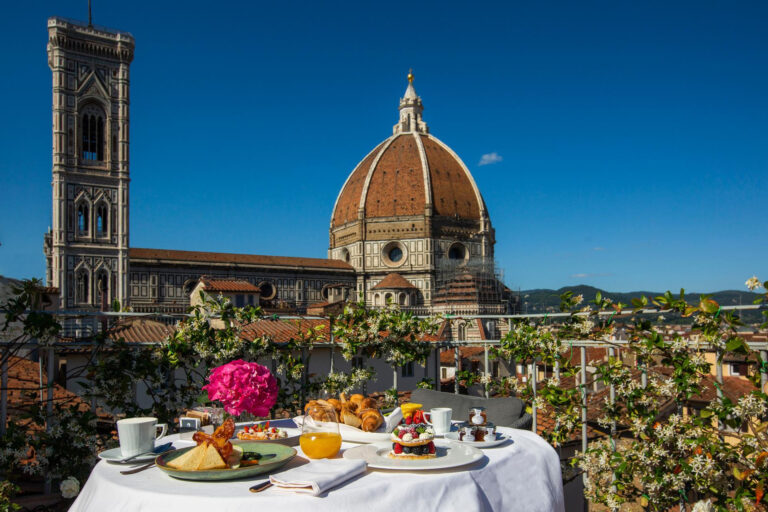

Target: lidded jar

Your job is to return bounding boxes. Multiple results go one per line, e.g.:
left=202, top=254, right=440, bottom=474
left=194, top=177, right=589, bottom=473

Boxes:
left=468, top=407, right=487, bottom=426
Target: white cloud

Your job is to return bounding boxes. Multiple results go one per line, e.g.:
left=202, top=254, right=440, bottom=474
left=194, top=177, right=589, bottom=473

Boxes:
left=478, top=152, right=503, bottom=166
left=571, top=272, right=613, bottom=279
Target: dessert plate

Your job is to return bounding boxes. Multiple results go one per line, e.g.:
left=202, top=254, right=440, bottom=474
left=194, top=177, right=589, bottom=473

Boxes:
left=156, top=441, right=296, bottom=481
left=232, top=421, right=301, bottom=447
left=443, top=431, right=511, bottom=448
left=343, top=439, right=484, bottom=470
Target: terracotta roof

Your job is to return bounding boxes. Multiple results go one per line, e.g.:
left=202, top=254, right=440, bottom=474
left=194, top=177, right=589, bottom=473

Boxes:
left=331, top=132, right=485, bottom=229
left=440, top=346, right=486, bottom=364
left=420, top=134, right=481, bottom=218
left=5, top=356, right=90, bottom=424
left=372, top=273, right=418, bottom=290
left=364, top=135, right=425, bottom=218
left=104, top=318, right=174, bottom=343
left=689, top=375, right=757, bottom=404
left=201, top=278, right=261, bottom=293
left=240, top=319, right=332, bottom=343
left=129, top=248, right=353, bottom=271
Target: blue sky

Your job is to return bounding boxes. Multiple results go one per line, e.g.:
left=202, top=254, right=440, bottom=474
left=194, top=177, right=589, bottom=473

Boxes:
left=0, top=1, right=766, bottom=293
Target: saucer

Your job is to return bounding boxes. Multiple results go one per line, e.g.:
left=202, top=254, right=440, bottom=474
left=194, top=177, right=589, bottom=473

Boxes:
left=98, top=447, right=159, bottom=464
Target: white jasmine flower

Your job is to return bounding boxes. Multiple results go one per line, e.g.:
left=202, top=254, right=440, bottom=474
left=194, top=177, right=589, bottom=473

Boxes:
left=574, top=294, right=584, bottom=305
left=60, top=476, right=80, bottom=499
left=691, top=499, right=714, bottom=512
left=745, top=276, right=762, bottom=291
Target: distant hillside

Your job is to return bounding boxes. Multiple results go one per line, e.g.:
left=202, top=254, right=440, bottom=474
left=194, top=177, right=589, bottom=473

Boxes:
left=519, top=285, right=764, bottom=324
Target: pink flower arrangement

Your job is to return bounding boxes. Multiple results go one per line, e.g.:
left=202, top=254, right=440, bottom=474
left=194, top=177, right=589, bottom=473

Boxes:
left=202, top=360, right=278, bottom=417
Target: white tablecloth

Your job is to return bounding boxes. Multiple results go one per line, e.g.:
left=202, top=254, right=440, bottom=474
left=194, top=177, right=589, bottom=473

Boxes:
left=70, top=425, right=564, bottom=512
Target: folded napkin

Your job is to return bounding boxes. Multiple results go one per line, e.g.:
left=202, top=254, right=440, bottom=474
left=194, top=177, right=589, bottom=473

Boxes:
left=384, top=407, right=402, bottom=433
left=269, top=458, right=366, bottom=496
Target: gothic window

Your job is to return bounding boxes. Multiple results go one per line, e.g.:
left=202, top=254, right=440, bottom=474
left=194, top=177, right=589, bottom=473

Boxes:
left=458, top=323, right=467, bottom=341
left=96, top=203, right=108, bottom=237
left=76, top=270, right=89, bottom=304
left=96, top=272, right=109, bottom=307
left=77, top=203, right=89, bottom=235
left=81, top=104, right=106, bottom=161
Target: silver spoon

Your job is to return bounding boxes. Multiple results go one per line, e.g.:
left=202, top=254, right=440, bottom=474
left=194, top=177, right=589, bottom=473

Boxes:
left=249, top=481, right=273, bottom=493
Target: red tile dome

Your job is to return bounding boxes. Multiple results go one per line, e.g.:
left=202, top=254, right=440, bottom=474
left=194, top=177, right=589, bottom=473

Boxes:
left=331, top=130, right=487, bottom=229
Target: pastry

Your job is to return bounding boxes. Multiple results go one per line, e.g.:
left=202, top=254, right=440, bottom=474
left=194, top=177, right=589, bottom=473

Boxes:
left=359, top=408, right=384, bottom=432
left=388, top=413, right=435, bottom=459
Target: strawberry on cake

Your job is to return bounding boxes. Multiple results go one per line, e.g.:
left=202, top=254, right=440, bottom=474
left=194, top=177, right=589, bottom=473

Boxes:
left=389, top=409, right=436, bottom=459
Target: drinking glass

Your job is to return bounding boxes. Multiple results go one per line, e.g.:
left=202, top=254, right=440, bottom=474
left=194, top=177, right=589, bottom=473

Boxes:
left=300, top=404, right=341, bottom=459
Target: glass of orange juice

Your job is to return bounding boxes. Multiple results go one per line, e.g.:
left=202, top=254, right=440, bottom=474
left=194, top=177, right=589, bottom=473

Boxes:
left=300, top=404, right=342, bottom=459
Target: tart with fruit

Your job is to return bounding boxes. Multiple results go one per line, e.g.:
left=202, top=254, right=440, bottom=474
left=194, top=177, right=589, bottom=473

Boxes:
left=388, top=409, right=436, bottom=459
left=236, top=421, right=288, bottom=441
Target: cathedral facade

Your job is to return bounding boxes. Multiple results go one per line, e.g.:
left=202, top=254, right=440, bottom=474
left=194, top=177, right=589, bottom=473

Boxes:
left=43, top=17, right=513, bottom=317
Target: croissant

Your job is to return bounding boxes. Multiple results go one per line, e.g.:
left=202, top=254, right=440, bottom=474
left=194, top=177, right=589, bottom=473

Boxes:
left=341, top=408, right=362, bottom=428
left=349, top=394, right=365, bottom=405
left=306, top=400, right=337, bottom=421
left=358, top=408, right=384, bottom=432
left=326, top=398, right=342, bottom=416
left=360, top=397, right=378, bottom=410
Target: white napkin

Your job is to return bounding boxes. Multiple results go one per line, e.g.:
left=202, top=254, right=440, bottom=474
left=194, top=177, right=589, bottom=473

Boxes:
left=384, top=407, right=402, bottom=433
left=269, top=458, right=367, bottom=496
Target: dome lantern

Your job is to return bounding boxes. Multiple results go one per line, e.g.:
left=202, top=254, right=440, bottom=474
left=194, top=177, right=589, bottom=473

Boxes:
left=394, top=71, right=428, bottom=135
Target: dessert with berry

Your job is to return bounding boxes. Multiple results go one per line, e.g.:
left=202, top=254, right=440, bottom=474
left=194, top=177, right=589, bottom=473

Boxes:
left=389, top=408, right=436, bottom=459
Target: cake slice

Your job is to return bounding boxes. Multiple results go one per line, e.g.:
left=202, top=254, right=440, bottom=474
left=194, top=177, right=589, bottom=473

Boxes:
left=166, top=443, right=207, bottom=470
left=197, top=442, right=227, bottom=470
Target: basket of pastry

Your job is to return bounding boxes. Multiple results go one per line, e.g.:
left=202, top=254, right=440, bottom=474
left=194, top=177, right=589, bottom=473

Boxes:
left=298, top=393, right=389, bottom=443
left=156, top=418, right=297, bottom=481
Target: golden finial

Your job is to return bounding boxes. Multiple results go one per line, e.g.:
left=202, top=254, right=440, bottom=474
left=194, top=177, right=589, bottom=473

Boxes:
left=407, top=68, right=414, bottom=83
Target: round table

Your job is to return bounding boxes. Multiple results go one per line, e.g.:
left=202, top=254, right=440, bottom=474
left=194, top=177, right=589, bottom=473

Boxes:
left=70, top=425, right=564, bottom=512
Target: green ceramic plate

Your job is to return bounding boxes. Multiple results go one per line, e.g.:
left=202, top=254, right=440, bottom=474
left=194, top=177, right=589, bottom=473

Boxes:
left=156, top=441, right=296, bottom=481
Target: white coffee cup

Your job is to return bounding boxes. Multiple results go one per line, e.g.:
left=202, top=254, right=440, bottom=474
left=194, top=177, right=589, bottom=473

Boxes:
left=426, top=408, right=452, bottom=434
left=117, top=417, right=167, bottom=457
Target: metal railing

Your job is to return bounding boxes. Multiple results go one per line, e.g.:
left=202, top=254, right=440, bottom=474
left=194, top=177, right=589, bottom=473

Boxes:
left=2, top=305, right=767, bottom=501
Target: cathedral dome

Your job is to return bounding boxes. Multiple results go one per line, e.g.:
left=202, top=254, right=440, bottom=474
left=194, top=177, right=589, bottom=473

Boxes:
left=330, top=77, right=488, bottom=232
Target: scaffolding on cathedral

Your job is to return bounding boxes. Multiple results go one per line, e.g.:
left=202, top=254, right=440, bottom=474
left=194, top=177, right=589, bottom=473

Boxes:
left=432, top=257, right=513, bottom=314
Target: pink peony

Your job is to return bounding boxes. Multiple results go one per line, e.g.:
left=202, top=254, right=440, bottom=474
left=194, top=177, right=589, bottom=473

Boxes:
left=202, top=360, right=278, bottom=417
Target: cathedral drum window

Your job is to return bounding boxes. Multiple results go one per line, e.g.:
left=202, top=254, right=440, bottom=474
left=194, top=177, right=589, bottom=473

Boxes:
left=259, top=281, right=277, bottom=301
left=80, top=104, right=106, bottom=162
left=447, top=242, right=468, bottom=263
left=382, top=242, right=407, bottom=268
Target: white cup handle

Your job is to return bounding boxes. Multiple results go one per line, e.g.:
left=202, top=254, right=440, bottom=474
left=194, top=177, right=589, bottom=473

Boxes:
left=155, top=423, right=168, bottom=439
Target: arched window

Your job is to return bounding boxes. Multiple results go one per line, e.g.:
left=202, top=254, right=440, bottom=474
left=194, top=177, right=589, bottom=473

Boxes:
left=96, top=204, right=108, bottom=236
left=96, top=272, right=109, bottom=307
left=458, top=323, right=467, bottom=341
left=77, top=203, right=89, bottom=235
left=76, top=271, right=89, bottom=304
left=81, top=105, right=105, bottom=161
left=398, top=293, right=407, bottom=306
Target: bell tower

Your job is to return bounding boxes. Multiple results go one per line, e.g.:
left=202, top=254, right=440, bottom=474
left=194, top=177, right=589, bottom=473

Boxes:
left=44, top=17, right=134, bottom=310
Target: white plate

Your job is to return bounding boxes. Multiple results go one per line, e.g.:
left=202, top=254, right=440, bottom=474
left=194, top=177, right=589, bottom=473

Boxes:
left=98, top=440, right=193, bottom=464
left=343, top=439, right=484, bottom=470
left=443, top=431, right=511, bottom=448
left=232, top=422, right=301, bottom=446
